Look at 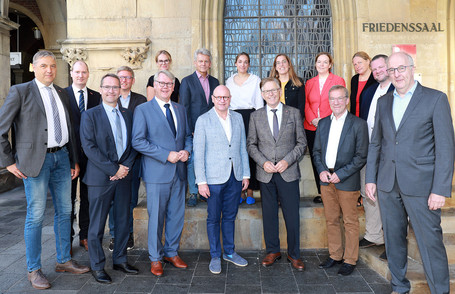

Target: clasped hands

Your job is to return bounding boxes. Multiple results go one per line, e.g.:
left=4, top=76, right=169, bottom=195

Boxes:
left=167, top=150, right=189, bottom=163
left=319, top=170, right=340, bottom=184
left=263, top=160, right=289, bottom=174
left=110, top=164, right=129, bottom=181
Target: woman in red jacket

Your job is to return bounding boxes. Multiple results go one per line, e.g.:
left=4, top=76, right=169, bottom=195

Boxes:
left=304, top=52, right=345, bottom=203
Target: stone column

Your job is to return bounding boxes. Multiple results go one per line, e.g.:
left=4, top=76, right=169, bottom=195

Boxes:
left=0, top=16, right=19, bottom=106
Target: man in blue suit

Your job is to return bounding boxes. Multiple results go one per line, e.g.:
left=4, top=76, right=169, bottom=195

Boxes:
left=180, top=48, right=220, bottom=206
left=80, top=73, right=139, bottom=284
left=65, top=60, right=101, bottom=252
left=193, top=85, right=250, bottom=275
left=132, top=70, right=192, bottom=277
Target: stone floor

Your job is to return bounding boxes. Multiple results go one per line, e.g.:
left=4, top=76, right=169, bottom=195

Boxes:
left=0, top=186, right=393, bottom=293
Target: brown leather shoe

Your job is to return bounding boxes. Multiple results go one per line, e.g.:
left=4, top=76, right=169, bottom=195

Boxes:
left=287, top=256, right=305, bottom=271
left=163, top=255, right=188, bottom=269
left=55, top=260, right=90, bottom=274
left=151, top=261, right=163, bottom=276
left=261, top=252, right=281, bottom=267
left=28, top=269, right=51, bottom=289
left=79, top=239, right=88, bottom=251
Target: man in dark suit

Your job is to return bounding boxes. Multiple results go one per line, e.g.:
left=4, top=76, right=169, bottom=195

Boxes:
left=247, top=77, right=307, bottom=271
left=180, top=48, right=220, bottom=206
left=107, top=66, right=146, bottom=251
left=358, top=55, right=394, bottom=258
left=132, top=70, right=192, bottom=277
left=313, top=85, right=368, bottom=276
left=366, top=52, right=455, bottom=294
left=65, top=60, right=101, bottom=252
left=80, top=73, right=139, bottom=284
left=0, top=50, right=90, bottom=290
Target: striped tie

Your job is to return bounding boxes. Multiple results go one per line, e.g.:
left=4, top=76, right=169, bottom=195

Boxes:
left=45, top=86, right=62, bottom=144
left=78, top=90, right=85, bottom=113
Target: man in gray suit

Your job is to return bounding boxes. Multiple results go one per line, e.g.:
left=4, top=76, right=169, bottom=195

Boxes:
left=366, top=52, right=455, bottom=294
left=247, top=77, right=307, bottom=271
left=0, top=50, right=90, bottom=289
left=193, top=85, right=250, bottom=275
left=313, top=85, right=368, bottom=276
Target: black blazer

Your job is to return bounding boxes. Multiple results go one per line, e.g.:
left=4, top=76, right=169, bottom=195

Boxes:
left=349, top=73, right=376, bottom=115
left=147, top=75, right=181, bottom=103
left=359, top=83, right=395, bottom=121
left=313, top=112, right=368, bottom=191
left=180, top=71, right=220, bottom=132
left=283, top=78, right=305, bottom=119
left=80, top=104, right=137, bottom=186
left=120, top=91, right=146, bottom=113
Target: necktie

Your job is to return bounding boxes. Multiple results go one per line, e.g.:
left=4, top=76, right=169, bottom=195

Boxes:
left=78, top=90, right=85, bottom=113
left=112, top=108, right=124, bottom=159
left=164, top=104, right=176, bottom=137
left=271, top=109, right=279, bottom=141
left=45, top=86, right=62, bottom=144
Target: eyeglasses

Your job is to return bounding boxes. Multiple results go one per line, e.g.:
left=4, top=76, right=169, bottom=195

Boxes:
left=276, top=60, right=288, bottom=65
left=386, top=65, right=414, bottom=74
left=262, top=88, right=280, bottom=95
left=328, top=96, right=347, bottom=102
left=213, top=96, right=230, bottom=101
left=158, top=59, right=170, bottom=64
left=101, top=86, right=120, bottom=91
left=155, top=81, right=174, bottom=88
left=118, top=76, right=133, bottom=80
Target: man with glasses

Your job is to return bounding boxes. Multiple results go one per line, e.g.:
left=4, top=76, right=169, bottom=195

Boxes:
left=132, top=70, right=192, bottom=277
left=107, top=66, right=146, bottom=252
left=193, top=85, right=250, bottom=274
left=247, top=77, right=307, bottom=271
left=180, top=48, right=220, bottom=206
left=81, top=73, right=139, bottom=283
left=313, top=85, right=368, bottom=276
left=366, top=52, right=454, bottom=294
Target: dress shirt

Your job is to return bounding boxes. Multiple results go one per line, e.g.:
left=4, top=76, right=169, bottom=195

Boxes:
left=367, top=82, right=391, bottom=140
left=226, top=74, right=263, bottom=110
left=119, top=92, right=131, bottom=109
left=71, top=85, right=87, bottom=110
left=102, top=102, right=127, bottom=155
left=35, top=79, right=69, bottom=148
left=325, top=110, right=348, bottom=169
left=214, top=109, right=232, bottom=143
left=266, top=103, right=283, bottom=134
left=155, top=97, right=178, bottom=130
left=196, top=71, right=210, bottom=103
left=392, top=81, right=417, bottom=129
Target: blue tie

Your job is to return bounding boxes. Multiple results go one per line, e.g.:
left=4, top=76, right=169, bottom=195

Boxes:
left=78, top=90, right=85, bottom=113
left=45, top=86, right=62, bottom=144
left=112, top=108, right=124, bottom=159
left=164, top=104, right=176, bottom=137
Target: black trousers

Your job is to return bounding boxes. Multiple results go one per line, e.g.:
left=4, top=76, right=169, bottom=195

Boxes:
left=71, top=155, right=89, bottom=241
left=305, top=129, right=321, bottom=194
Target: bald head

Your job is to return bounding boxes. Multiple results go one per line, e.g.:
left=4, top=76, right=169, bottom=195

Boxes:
left=212, top=85, right=231, bottom=115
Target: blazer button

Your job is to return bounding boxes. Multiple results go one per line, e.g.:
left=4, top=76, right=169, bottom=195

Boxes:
left=44, top=143, right=47, bottom=146
left=396, top=141, right=398, bottom=144
left=44, top=129, right=47, bottom=131
left=229, top=157, right=232, bottom=160
left=229, top=145, right=231, bottom=147
left=392, top=160, right=395, bottom=163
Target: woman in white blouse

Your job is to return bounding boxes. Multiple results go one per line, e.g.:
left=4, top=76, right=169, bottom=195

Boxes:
left=226, top=52, right=263, bottom=204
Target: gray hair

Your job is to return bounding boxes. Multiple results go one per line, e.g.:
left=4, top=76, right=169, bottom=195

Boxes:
left=116, top=66, right=135, bottom=78
left=154, top=70, right=175, bottom=83
left=328, top=85, right=349, bottom=98
left=194, top=48, right=212, bottom=61
left=100, top=73, right=120, bottom=87
left=260, top=77, right=280, bottom=90
left=33, top=50, right=56, bottom=64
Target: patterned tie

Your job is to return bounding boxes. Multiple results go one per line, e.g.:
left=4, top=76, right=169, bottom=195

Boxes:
left=271, top=109, right=279, bottom=141
left=112, top=108, right=124, bottom=159
left=45, top=86, right=62, bottom=144
left=78, top=90, right=85, bottom=113
left=164, top=104, right=176, bottom=137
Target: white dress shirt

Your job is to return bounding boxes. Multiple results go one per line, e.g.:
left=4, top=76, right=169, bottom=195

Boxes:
left=71, top=85, right=88, bottom=111
left=266, top=103, right=283, bottom=134
left=35, top=79, right=69, bottom=148
left=367, top=82, right=391, bottom=140
left=226, top=74, right=263, bottom=110
left=155, top=97, right=178, bottom=130
left=214, top=109, right=232, bottom=143
left=325, top=110, right=348, bottom=169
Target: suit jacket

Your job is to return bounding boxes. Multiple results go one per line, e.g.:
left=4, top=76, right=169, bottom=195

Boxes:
left=349, top=73, right=376, bottom=115
left=0, top=80, right=78, bottom=177
left=80, top=104, right=137, bottom=186
left=359, top=82, right=394, bottom=120
left=313, top=112, right=368, bottom=191
left=180, top=71, right=220, bottom=132
left=193, top=108, right=250, bottom=185
left=131, top=99, right=192, bottom=184
left=120, top=91, right=146, bottom=113
left=366, top=82, right=455, bottom=197
left=283, top=78, right=306, bottom=120
left=65, top=86, right=101, bottom=162
left=247, top=104, right=307, bottom=183
left=304, top=73, right=346, bottom=130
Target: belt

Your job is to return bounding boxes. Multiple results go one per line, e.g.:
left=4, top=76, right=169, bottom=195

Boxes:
left=47, top=146, right=64, bottom=153
left=328, top=168, right=334, bottom=173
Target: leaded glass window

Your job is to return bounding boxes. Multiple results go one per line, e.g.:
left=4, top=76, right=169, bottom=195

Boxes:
left=224, top=0, right=332, bottom=82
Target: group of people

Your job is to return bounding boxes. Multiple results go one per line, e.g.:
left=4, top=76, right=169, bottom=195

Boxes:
left=0, top=46, right=453, bottom=294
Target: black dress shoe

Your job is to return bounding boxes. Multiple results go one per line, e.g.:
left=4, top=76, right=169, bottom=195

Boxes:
left=313, top=196, right=322, bottom=204
left=338, top=262, right=356, bottom=276
left=113, top=262, right=139, bottom=274
left=92, top=270, right=112, bottom=284
left=318, top=257, right=342, bottom=269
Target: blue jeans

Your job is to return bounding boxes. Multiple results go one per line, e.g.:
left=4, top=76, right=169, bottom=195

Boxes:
left=187, top=154, right=198, bottom=195
left=23, top=148, right=72, bottom=272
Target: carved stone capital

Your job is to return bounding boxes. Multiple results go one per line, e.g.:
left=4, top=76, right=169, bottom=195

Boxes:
left=60, top=47, right=87, bottom=67
left=121, top=46, right=149, bottom=67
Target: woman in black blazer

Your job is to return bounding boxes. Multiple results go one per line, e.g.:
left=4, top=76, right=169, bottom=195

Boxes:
left=146, top=50, right=180, bottom=102
left=350, top=51, right=375, bottom=117
left=269, top=54, right=305, bottom=119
